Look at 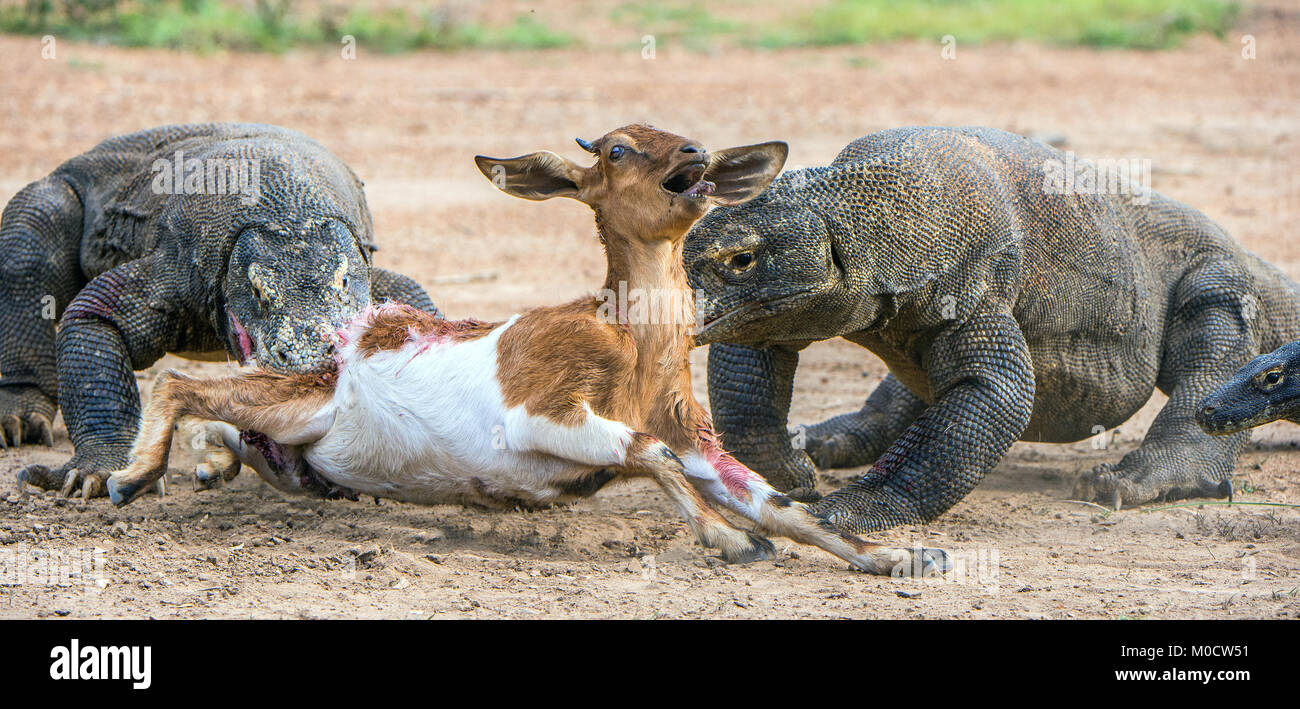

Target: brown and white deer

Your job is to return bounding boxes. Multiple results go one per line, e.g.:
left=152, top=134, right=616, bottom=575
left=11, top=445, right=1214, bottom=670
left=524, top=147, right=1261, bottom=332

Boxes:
left=104, top=125, right=948, bottom=575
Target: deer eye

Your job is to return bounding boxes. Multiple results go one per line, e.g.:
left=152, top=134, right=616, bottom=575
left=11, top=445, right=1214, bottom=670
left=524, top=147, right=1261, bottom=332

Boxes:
left=608, top=145, right=626, bottom=161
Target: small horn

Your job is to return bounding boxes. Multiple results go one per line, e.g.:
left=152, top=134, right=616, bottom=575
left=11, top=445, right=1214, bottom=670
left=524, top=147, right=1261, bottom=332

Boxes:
left=575, top=138, right=598, bottom=154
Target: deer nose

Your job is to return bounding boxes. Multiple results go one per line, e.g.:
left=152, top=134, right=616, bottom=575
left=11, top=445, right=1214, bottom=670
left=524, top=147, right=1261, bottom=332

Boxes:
left=680, top=144, right=702, bottom=153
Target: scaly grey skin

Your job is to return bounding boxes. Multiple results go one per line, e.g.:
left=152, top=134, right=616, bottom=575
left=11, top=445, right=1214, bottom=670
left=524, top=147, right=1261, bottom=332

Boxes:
left=1197, top=341, right=1300, bottom=435
left=685, top=126, right=1300, bottom=533
left=1, top=123, right=436, bottom=497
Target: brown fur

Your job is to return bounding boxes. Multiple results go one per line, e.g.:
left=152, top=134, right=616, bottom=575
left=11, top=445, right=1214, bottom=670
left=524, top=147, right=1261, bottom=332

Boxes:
left=496, top=298, right=638, bottom=426
left=354, top=304, right=497, bottom=357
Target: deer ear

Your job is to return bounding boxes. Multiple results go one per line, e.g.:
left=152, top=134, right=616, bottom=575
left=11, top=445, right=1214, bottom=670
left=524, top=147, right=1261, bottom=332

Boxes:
left=474, top=152, right=585, bottom=201
left=704, top=141, right=788, bottom=206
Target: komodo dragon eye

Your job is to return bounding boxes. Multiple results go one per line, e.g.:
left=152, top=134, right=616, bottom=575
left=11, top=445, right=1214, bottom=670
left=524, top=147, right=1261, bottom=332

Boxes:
left=1257, top=369, right=1284, bottom=389
left=728, top=251, right=756, bottom=272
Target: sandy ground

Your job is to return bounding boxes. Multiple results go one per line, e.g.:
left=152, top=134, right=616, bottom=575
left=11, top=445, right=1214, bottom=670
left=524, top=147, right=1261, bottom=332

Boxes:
left=1, top=5, right=1299, bottom=619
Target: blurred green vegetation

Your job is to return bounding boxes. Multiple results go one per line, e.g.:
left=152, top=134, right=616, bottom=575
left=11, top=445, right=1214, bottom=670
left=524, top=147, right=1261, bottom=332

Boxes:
left=0, top=0, right=1241, bottom=53
left=753, top=0, right=1241, bottom=49
left=0, top=0, right=572, bottom=52
left=614, top=0, right=1242, bottom=51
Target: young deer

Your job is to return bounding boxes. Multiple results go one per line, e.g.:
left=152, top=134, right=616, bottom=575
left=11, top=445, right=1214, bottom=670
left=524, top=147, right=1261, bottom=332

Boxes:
left=105, top=125, right=949, bottom=575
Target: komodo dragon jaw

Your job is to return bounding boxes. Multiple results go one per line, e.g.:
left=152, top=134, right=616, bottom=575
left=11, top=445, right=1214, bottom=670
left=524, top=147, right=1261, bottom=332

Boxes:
left=1198, top=341, right=1300, bottom=435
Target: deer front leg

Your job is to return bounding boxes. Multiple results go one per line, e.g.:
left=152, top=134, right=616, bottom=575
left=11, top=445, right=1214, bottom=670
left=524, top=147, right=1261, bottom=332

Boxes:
left=177, top=417, right=243, bottom=489
left=682, top=429, right=950, bottom=576
left=622, top=433, right=775, bottom=564
left=507, top=407, right=774, bottom=564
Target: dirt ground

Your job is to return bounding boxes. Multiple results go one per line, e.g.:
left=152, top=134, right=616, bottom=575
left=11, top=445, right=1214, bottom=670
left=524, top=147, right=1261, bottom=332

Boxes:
left=2, top=5, right=1299, bottom=619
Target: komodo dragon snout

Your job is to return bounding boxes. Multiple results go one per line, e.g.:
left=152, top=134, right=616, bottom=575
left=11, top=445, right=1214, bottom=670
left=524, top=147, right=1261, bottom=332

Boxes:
left=224, top=218, right=371, bottom=373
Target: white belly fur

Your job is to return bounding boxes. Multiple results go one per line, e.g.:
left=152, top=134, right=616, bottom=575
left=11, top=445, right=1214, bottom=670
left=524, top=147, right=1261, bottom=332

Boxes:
left=302, top=316, right=624, bottom=507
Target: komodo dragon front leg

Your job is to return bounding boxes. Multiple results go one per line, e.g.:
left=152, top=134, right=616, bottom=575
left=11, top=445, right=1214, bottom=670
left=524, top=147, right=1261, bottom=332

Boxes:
left=17, top=255, right=190, bottom=498
left=708, top=343, right=928, bottom=501
left=810, top=308, right=1035, bottom=534
left=1074, top=262, right=1256, bottom=508
left=707, top=343, right=822, bottom=501
left=0, top=177, right=84, bottom=448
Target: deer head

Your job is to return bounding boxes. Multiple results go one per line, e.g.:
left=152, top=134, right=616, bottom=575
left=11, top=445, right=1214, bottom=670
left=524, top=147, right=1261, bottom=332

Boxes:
left=474, top=125, right=787, bottom=243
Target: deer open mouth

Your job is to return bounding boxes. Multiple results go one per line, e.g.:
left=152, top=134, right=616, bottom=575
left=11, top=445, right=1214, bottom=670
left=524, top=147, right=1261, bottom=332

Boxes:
left=663, top=162, right=714, bottom=198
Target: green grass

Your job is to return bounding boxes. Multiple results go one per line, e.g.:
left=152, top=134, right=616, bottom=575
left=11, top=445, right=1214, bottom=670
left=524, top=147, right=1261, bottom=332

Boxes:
left=0, top=0, right=573, bottom=53
left=610, top=3, right=743, bottom=52
left=615, top=0, right=1241, bottom=51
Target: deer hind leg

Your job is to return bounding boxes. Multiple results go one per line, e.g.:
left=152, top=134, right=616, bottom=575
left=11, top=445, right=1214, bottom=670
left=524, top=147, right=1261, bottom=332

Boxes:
left=106, top=369, right=326, bottom=506
left=682, top=448, right=950, bottom=576
left=506, top=407, right=774, bottom=564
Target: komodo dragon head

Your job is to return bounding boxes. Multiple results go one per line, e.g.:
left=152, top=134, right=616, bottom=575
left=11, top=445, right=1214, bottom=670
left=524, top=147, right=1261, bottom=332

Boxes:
left=1197, top=341, right=1300, bottom=435
left=685, top=169, right=891, bottom=347
left=223, top=218, right=372, bottom=373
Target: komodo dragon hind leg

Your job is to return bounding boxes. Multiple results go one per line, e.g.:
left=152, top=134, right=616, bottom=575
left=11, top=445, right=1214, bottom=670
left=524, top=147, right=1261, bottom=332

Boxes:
left=1074, top=263, right=1258, bottom=509
left=17, top=256, right=182, bottom=499
left=0, top=177, right=85, bottom=449
left=804, top=373, right=928, bottom=469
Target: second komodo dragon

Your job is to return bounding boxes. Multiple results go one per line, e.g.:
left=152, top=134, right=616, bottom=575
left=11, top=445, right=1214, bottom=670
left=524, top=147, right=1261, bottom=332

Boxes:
left=684, top=126, right=1300, bottom=533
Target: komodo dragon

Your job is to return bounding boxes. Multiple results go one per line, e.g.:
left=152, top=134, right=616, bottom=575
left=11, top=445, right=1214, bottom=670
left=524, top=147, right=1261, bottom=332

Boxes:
left=0, top=123, right=436, bottom=497
left=683, top=126, right=1300, bottom=534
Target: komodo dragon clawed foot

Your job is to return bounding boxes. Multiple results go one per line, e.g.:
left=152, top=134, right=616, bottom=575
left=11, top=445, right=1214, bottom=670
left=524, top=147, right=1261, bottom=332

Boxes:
left=1074, top=445, right=1236, bottom=510
left=0, top=387, right=56, bottom=448
left=17, top=445, right=163, bottom=500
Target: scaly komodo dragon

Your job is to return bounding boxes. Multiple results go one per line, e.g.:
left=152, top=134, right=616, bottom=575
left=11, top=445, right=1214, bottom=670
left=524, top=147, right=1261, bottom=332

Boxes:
left=1, top=123, right=435, bottom=497
left=684, top=126, right=1300, bottom=534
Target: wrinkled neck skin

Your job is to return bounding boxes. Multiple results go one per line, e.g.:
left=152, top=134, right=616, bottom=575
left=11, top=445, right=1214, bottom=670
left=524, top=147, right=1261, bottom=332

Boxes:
left=819, top=208, right=897, bottom=337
